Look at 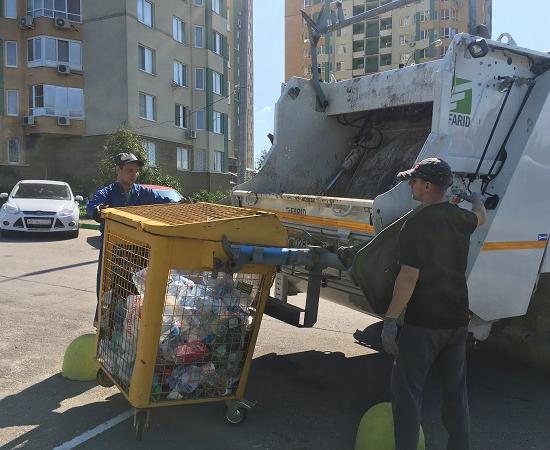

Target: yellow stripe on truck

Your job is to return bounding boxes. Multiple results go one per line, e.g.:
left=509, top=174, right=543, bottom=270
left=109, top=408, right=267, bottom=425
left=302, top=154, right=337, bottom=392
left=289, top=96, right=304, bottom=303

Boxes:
left=249, top=207, right=375, bottom=234
left=482, top=241, right=547, bottom=251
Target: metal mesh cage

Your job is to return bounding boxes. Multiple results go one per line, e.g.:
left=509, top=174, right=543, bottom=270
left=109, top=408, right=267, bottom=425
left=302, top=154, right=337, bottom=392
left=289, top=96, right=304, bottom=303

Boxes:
left=97, top=232, right=150, bottom=392
left=150, top=271, right=265, bottom=402
left=113, top=203, right=259, bottom=226
left=96, top=230, right=267, bottom=403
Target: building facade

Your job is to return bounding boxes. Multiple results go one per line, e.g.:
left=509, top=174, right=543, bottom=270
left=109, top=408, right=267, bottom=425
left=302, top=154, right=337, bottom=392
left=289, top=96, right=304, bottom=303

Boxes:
left=0, top=0, right=253, bottom=195
left=285, top=0, right=492, bottom=81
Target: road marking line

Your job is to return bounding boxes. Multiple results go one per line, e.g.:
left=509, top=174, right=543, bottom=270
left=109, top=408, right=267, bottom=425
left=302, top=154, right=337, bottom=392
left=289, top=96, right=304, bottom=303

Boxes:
left=52, top=409, right=133, bottom=450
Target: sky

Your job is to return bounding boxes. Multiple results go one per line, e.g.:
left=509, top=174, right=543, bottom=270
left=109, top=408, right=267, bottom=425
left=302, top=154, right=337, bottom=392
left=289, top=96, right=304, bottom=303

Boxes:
left=252, top=0, right=550, bottom=166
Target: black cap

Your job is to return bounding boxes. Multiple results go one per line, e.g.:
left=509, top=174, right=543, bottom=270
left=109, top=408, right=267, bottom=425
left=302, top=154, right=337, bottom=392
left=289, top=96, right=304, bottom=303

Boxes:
left=114, top=152, right=144, bottom=168
left=396, top=158, right=453, bottom=186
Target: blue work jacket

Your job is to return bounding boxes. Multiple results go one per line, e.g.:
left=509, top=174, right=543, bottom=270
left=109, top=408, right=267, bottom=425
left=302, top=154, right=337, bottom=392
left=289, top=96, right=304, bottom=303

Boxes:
left=87, top=182, right=173, bottom=233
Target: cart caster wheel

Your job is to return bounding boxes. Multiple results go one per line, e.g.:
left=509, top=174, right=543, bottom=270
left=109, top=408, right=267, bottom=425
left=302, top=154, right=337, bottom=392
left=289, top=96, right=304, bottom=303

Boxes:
left=225, top=405, right=248, bottom=425
left=96, top=369, right=114, bottom=387
left=134, top=410, right=148, bottom=441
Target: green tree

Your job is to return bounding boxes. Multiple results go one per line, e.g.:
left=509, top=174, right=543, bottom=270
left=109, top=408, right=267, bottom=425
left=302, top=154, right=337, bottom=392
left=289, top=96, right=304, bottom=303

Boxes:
left=95, top=126, right=184, bottom=193
left=256, top=148, right=269, bottom=171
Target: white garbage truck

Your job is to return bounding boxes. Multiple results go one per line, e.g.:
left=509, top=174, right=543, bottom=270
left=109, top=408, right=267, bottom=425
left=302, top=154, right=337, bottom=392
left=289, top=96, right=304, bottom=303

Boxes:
left=233, top=2, right=550, bottom=365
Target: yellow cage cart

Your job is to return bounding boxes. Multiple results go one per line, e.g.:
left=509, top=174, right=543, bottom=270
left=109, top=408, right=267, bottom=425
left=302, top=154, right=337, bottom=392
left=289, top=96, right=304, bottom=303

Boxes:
left=95, top=203, right=287, bottom=439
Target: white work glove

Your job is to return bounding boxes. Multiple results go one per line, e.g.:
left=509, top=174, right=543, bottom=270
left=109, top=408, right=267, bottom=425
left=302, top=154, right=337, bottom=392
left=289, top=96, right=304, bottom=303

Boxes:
left=459, top=191, right=483, bottom=203
left=381, top=317, right=399, bottom=356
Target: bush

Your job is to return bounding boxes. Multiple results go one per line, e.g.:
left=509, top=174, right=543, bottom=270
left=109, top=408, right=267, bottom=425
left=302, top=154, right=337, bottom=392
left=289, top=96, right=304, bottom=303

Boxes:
left=192, top=190, right=229, bottom=204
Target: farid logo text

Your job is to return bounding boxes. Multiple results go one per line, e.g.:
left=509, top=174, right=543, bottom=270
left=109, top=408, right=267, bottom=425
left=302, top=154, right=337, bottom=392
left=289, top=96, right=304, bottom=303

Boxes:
left=449, top=77, right=472, bottom=127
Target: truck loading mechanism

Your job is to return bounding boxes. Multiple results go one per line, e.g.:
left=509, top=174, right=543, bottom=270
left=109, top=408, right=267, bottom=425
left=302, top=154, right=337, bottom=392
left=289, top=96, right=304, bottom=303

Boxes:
left=233, top=3, right=550, bottom=367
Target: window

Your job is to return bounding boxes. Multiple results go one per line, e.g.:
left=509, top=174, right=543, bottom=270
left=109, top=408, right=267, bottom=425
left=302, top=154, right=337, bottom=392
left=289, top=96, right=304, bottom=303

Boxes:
left=6, top=90, right=19, bottom=116
left=440, top=27, right=457, bottom=39
left=336, top=61, right=342, bottom=71
left=213, top=0, right=221, bottom=14
left=7, top=139, right=20, bottom=165
left=440, top=8, right=457, bottom=20
left=175, top=104, right=187, bottom=128
left=139, top=92, right=156, bottom=121
left=194, top=68, right=205, bottom=90
left=173, top=17, right=186, bottom=43
left=304, top=0, right=311, bottom=7
left=227, top=117, right=231, bottom=140
left=177, top=147, right=189, bottom=170
left=29, top=85, right=84, bottom=118
left=399, top=16, right=410, bottom=27
left=400, top=35, right=408, bottom=45
left=213, top=111, right=222, bottom=134
left=145, top=142, right=157, bottom=167
left=194, top=149, right=207, bottom=172
left=416, top=11, right=430, bottom=22
left=5, top=0, right=17, bottom=18
left=227, top=81, right=231, bottom=104
left=5, top=42, right=17, bottom=67
left=27, top=0, right=81, bottom=22
left=138, top=44, right=155, bottom=74
left=27, top=37, right=82, bottom=70
left=194, top=0, right=204, bottom=5
left=419, top=30, right=429, bottom=40
left=213, top=71, right=222, bottom=95
left=194, top=26, right=204, bottom=48
left=213, top=32, right=223, bottom=55
left=380, top=54, right=392, bottom=66
left=195, top=110, right=205, bottom=130
left=213, top=151, right=223, bottom=172
left=173, top=61, right=187, bottom=86
left=137, top=0, right=153, bottom=27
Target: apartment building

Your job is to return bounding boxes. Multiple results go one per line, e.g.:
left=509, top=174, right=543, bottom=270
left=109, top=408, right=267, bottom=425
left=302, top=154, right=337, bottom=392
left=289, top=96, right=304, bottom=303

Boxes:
left=229, top=0, right=254, bottom=178
left=0, top=0, right=253, bottom=195
left=286, top=0, right=492, bottom=82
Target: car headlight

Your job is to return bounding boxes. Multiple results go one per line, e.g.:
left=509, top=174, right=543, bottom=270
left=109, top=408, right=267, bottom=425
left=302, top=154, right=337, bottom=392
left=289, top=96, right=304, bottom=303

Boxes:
left=59, top=205, right=76, bottom=217
left=1, top=203, right=19, bottom=215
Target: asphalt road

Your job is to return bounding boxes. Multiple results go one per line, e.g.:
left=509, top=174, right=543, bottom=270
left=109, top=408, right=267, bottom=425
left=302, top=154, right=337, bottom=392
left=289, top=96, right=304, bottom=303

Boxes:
left=1, top=229, right=549, bottom=450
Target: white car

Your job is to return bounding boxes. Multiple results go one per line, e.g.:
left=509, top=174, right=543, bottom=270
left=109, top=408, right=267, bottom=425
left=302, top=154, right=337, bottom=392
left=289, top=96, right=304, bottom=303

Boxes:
left=0, top=180, right=83, bottom=239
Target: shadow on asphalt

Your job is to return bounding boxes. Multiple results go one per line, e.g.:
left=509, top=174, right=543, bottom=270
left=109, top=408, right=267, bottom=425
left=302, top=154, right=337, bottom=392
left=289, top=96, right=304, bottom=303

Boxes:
left=3, top=347, right=550, bottom=449
left=0, top=351, right=392, bottom=450
left=0, top=374, right=128, bottom=450
left=0, top=232, right=75, bottom=243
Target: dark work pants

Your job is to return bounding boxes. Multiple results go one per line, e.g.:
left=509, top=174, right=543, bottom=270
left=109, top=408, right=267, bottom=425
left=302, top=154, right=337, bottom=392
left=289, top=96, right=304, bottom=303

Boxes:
left=94, top=237, right=104, bottom=324
left=391, top=324, right=470, bottom=450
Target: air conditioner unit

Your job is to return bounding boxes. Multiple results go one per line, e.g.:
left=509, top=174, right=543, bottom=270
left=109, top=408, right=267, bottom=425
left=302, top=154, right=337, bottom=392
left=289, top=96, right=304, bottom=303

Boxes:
left=57, top=116, right=71, bottom=126
left=57, top=64, right=71, bottom=75
left=23, top=116, right=35, bottom=126
left=19, top=16, right=35, bottom=29
left=186, top=130, right=197, bottom=139
left=54, top=17, right=71, bottom=30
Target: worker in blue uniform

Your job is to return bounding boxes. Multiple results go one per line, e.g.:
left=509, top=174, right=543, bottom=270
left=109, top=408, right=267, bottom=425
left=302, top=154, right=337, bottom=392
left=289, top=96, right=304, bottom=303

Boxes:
left=87, top=152, right=175, bottom=326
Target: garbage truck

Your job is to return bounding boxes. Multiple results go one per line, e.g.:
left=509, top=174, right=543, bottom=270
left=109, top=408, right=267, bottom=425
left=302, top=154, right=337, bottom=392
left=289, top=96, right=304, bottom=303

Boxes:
left=231, top=1, right=550, bottom=365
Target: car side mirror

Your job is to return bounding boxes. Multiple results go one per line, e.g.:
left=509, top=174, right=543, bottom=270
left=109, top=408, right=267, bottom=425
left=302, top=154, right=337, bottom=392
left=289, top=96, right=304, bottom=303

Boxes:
left=74, top=195, right=84, bottom=202
left=0, top=193, right=8, bottom=199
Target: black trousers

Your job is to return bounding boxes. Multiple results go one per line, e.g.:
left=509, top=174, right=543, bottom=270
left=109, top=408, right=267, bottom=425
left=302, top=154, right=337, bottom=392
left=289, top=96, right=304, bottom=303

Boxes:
left=391, top=324, right=470, bottom=450
left=94, top=238, right=103, bottom=324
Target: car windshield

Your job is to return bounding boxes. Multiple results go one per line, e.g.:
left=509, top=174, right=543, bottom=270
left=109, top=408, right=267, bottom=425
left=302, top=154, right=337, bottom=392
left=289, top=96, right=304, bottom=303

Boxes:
left=12, top=183, right=71, bottom=200
left=153, top=188, right=183, bottom=202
